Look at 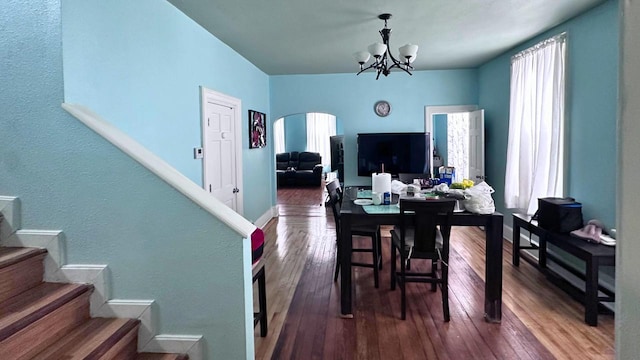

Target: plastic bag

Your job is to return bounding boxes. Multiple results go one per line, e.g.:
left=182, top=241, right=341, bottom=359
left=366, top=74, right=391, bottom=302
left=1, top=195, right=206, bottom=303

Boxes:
left=463, top=182, right=495, bottom=214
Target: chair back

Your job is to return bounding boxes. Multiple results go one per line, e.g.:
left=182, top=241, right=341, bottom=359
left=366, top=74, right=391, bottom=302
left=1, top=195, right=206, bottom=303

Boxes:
left=398, top=198, right=456, bottom=254
left=325, top=179, right=342, bottom=234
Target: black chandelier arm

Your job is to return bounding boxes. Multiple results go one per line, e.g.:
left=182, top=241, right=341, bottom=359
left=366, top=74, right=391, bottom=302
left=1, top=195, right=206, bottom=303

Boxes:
left=356, top=58, right=381, bottom=76
left=386, top=61, right=414, bottom=75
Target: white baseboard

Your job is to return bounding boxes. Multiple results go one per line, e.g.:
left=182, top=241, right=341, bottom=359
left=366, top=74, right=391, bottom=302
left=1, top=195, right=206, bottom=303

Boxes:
left=3, top=229, right=66, bottom=283
left=0, top=196, right=21, bottom=240
left=143, top=334, right=204, bottom=360
left=95, top=300, right=155, bottom=351
left=53, top=264, right=110, bottom=315
left=254, top=206, right=277, bottom=229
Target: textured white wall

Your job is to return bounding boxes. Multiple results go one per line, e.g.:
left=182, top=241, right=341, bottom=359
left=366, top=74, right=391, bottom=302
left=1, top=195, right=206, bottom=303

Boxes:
left=617, top=0, right=640, bottom=358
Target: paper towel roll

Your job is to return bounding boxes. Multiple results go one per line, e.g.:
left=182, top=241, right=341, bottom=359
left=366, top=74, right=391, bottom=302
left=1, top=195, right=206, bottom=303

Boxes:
left=372, top=173, right=392, bottom=195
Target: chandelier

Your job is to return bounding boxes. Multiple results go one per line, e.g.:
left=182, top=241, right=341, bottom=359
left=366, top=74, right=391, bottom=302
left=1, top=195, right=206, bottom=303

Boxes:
left=354, top=14, right=418, bottom=79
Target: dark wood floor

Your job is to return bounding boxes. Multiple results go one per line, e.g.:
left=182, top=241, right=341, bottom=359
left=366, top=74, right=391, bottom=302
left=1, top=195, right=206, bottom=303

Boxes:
left=255, top=183, right=614, bottom=359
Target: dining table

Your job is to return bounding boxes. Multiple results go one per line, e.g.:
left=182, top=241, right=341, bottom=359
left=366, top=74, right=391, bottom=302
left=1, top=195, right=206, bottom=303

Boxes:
left=339, top=186, right=504, bottom=323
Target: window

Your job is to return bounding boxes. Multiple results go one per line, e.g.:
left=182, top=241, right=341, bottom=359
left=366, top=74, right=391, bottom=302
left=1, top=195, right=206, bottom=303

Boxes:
left=505, top=33, right=566, bottom=215
left=274, top=117, right=285, bottom=154
left=306, top=113, right=336, bottom=171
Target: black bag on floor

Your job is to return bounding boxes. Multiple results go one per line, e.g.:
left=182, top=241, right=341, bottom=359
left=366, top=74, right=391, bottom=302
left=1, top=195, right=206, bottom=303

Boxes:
left=536, top=197, right=583, bottom=233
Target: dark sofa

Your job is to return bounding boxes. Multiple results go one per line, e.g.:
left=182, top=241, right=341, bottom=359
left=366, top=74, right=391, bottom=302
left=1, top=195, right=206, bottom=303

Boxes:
left=276, top=151, right=323, bottom=187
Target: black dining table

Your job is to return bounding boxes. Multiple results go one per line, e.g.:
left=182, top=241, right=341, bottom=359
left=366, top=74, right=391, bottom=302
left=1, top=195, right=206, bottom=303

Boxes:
left=339, top=186, right=504, bottom=323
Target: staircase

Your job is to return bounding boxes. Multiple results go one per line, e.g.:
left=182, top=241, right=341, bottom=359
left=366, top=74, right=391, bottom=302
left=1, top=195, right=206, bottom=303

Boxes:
left=0, top=205, right=194, bottom=359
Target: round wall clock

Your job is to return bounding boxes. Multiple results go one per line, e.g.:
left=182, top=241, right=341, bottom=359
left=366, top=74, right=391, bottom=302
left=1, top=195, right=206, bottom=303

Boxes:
left=374, top=100, right=391, bottom=117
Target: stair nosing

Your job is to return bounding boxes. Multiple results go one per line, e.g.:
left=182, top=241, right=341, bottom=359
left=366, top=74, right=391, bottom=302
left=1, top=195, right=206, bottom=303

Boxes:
left=85, top=318, right=140, bottom=359
left=0, top=283, right=93, bottom=342
left=0, top=247, right=47, bottom=270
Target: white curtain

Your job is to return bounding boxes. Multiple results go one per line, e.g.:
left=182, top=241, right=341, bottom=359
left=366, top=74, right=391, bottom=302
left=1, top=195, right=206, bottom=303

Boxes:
left=306, top=113, right=336, bottom=170
left=447, top=112, right=470, bottom=182
left=274, top=117, right=285, bottom=154
left=505, top=34, right=566, bottom=215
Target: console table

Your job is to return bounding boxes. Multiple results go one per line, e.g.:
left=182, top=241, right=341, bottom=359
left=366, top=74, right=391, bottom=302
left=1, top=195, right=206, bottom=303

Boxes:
left=512, top=213, right=615, bottom=326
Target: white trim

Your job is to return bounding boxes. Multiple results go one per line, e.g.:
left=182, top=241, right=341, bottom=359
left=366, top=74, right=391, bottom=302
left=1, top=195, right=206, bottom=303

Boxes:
left=200, top=87, right=244, bottom=216
left=3, top=229, right=65, bottom=284
left=424, top=105, right=479, bottom=175
left=62, top=103, right=255, bottom=239
left=52, top=264, right=110, bottom=315
left=254, top=206, right=277, bottom=229
left=0, top=196, right=21, bottom=240
left=95, top=299, right=155, bottom=351
left=143, top=334, right=204, bottom=360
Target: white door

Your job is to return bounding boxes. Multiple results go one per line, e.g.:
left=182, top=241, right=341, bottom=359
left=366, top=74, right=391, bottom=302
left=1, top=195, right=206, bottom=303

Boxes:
left=201, top=88, right=243, bottom=214
left=468, top=109, right=485, bottom=183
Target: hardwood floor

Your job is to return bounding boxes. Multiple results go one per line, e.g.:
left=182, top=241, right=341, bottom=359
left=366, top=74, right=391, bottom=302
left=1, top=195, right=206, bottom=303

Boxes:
left=254, top=184, right=614, bottom=359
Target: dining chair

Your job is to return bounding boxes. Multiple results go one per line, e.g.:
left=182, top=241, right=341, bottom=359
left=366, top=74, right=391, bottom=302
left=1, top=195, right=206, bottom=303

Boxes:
left=390, top=198, right=456, bottom=320
left=326, top=179, right=382, bottom=288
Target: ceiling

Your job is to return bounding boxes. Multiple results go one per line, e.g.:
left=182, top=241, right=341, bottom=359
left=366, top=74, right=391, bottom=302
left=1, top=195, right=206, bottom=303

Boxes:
left=167, top=0, right=606, bottom=76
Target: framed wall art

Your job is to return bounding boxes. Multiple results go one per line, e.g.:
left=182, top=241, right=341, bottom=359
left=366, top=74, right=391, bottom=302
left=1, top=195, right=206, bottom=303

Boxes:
left=249, top=110, right=267, bottom=149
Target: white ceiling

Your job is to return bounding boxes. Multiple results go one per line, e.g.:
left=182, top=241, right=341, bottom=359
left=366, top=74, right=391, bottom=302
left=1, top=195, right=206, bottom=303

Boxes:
left=168, top=0, right=606, bottom=75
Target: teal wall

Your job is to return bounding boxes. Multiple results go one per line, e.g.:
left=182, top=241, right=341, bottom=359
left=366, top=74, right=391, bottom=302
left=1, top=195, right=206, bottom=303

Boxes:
left=433, top=114, right=449, bottom=167
left=284, top=113, right=307, bottom=152
left=478, top=0, right=619, bottom=229
left=62, top=0, right=272, bottom=224
left=1, top=1, right=256, bottom=359
left=270, top=70, right=478, bottom=186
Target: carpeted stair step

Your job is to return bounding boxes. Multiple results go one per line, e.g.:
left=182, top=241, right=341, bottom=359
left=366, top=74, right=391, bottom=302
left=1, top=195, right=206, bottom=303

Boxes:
left=0, top=282, right=92, bottom=358
left=0, top=246, right=47, bottom=303
left=31, top=317, right=141, bottom=359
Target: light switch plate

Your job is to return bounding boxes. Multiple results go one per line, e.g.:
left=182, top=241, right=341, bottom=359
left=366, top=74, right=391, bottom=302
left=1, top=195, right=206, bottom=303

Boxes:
left=194, top=147, right=204, bottom=159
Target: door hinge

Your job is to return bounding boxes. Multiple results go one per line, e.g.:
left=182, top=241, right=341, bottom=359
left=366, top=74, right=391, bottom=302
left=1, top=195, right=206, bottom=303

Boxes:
left=209, top=184, right=212, bottom=192
left=233, top=187, right=239, bottom=194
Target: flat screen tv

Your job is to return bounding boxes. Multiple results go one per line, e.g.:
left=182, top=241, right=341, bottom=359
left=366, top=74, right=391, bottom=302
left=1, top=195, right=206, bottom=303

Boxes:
left=357, top=132, right=430, bottom=177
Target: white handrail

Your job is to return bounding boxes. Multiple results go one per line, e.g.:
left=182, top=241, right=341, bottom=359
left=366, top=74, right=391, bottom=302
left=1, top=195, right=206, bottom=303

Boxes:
left=62, top=103, right=256, bottom=238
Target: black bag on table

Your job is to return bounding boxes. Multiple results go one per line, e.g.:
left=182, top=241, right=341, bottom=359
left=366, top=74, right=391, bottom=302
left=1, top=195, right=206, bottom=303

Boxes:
left=536, top=197, right=583, bottom=233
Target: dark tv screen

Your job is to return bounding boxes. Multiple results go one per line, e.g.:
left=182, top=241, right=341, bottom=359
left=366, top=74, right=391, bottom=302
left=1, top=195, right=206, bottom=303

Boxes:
left=357, top=132, right=430, bottom=177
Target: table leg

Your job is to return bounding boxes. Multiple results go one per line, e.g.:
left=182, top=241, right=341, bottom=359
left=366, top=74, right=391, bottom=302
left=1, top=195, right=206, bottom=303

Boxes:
left=513, top=219, right=521, bottom=267
left=585, top=258, right=599, bottom=326
left=484, top=214, right=503, bottom=323
left=340, top=213, right=354, bottom=318
left=539, top=233, right=547, bottom=269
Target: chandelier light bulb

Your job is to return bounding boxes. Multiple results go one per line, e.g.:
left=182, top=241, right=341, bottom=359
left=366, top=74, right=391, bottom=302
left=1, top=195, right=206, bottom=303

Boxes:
left=368, top=42, right=387, bottom=58
left=399, top=43, right=418, bottom=62
left=354, top=51, right=371, bottom=64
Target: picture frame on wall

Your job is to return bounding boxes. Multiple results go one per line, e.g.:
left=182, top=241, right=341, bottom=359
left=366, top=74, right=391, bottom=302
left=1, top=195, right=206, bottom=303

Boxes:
left=249, top=110, right=267, bottom=149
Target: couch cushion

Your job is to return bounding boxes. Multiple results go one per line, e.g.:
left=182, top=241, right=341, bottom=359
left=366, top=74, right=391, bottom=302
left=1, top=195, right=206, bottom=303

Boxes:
left=287, top=151, right=300, bottom=169
left=276, top=152, right=290, bottom=170
left=298, top=152, right=321, bottom=170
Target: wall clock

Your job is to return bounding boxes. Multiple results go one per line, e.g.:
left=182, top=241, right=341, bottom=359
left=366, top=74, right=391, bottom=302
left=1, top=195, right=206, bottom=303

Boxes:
left=374, top=100, right=391, bottom=117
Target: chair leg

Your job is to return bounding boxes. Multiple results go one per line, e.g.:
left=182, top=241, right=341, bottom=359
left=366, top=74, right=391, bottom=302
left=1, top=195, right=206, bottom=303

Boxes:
left=390, top=242, right=397, bottom=290
left=258, top=266, right=268, bottom=336
left=377, top=229, right=383, bottom=270
left=334, top=240, right=341, bottom=282
left=431, top=260, right=437, bottom=292
left=372, top=235, right=379, bottom=288
left=400, top=253, right=407, bottom=320
left=441, top=261, right=450, bottom=322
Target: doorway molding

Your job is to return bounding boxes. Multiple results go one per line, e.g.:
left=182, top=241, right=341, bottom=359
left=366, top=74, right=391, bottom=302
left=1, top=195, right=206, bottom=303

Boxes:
left=424, top=105, right=478, bottom=177
left=201, top=86, right=244, bottom=215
